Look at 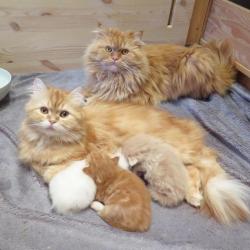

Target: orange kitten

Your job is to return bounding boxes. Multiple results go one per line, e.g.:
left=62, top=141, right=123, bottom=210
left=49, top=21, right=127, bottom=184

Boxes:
left=84, top=149, right=151, bottom=232
left=19, top=84, right=249, bottom=224
left=83, top=28, right=236, bottom=104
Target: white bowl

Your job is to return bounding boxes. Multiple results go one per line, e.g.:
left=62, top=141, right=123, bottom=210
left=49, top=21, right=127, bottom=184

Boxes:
left=0, top=68, right=12, bottom=101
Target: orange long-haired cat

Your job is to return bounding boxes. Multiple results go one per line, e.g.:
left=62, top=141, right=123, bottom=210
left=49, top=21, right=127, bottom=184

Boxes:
left=84, top=149, right=151, bottom=232
left=83, top=28, right=236, bottom=104
left=19, top=81, right=249, bottom=224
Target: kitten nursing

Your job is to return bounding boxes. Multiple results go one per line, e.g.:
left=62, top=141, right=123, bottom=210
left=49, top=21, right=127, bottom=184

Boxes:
left=19, top=80, right=249, bottom=225
left=115, top=134, right=202, bottom=208
left=83, top=28, right=236, bottom=104
left=84, top=149, right=151, bottom=232
left=49, top=160, right=96, bottom=214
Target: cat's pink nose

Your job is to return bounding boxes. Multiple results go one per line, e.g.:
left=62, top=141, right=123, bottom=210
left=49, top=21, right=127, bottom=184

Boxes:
left=112, top=56, right=119, bottom=61
left=49, top=120, right=56, bottom=125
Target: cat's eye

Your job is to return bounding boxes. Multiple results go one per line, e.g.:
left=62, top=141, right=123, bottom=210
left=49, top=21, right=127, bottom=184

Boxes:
left=105, top=46, right=112, bottom=53
left=121, top=49, right=129, bottom=55
left=40, top=107, right=48, bottom=114
left=60, top=110, right=69, bottom=118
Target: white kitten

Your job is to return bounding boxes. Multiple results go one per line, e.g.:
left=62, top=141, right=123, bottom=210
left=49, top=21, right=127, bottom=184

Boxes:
left=49, top=160, right=96, bottom=214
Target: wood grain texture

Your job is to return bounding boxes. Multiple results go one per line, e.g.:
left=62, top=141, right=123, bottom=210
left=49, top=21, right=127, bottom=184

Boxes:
left=203, top=0, right=250, bottom=77
left=0, top=0, right=194, bottom=73
left=186, top=0, right=213, bottom=45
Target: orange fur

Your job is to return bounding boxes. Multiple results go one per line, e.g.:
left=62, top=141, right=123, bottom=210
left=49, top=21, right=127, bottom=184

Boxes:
left=19, top=84, right=249, bottom=224
left=83, top=102, right=249, bottom=223
left=83, top=28, right=236, bottom=104
left=84, top=149, right=151, bottom=232
left=18, top=79, right=89, bottom=182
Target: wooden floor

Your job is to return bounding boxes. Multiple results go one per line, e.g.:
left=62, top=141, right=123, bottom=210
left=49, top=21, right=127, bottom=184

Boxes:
left=0, top=0, right=195, bottom=74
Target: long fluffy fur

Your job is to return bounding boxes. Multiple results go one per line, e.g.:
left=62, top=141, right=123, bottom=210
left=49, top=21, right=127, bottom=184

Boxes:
left=18, top=79, right=88, bottom=183
left=84, top=149, right=151, bottom=232
left=49, top=160, right=96, bottom=214
left=19, top=84, right=249, bottom=224
left=83, top=28, right=236, bottom=104
left=118, top=134, right=189, bottom=207
left=203, top=172, right=250, bottom=224
left=83, top=102, right=250, bottom=223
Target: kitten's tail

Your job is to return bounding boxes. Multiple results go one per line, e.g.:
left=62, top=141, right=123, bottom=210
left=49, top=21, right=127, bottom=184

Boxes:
left=202, top=159, right=250, bottom=224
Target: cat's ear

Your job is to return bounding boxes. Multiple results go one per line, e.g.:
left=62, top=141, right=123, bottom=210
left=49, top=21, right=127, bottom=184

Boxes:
left=134, top=30, right=144, bottom=40
left=128, top=31, right=145, bottom=46
left=92, top=29, right=106, bottom=39
left=70, top=87, right=87, bottom=106
left=111, top=156, right=119, bottom=166
left=30, top=78, right=47, bottom=95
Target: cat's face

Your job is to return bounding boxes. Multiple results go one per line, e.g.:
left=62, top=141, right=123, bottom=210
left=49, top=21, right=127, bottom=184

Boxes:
left=25, top=79, right=85, bottom=141
left=84, top=28, right=147, bottom=74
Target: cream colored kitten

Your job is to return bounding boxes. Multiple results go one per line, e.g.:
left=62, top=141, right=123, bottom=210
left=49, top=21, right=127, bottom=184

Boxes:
left=113, top=134, right=203, bottom=208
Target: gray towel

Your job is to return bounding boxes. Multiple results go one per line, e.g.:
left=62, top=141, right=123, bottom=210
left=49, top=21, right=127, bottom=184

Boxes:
left=0, top=69, right=249, bottom=250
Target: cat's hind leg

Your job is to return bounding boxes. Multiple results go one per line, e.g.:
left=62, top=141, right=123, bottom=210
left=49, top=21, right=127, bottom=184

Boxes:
left=185, top=165, right=203, bottom=208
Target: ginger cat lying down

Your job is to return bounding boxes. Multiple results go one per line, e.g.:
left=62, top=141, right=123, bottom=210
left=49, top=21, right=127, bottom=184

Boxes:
left=18, top=80, right=249, bottom=224
left=83, top=28, right=235, bottom=104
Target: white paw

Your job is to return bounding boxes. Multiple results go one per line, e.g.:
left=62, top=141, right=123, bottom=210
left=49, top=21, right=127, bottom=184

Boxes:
left=128, top=157, right=138, bottom=167
left=109, top=148, right=121, bottom=158
left=91, top=201, right=104, bottom=213
left=186, top=192, right=203, bottom=208
left=114, top=149, right=130, bottom=170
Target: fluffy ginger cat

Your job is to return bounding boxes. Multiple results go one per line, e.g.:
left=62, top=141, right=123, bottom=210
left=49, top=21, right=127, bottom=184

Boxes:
left=18, top=78, right=96, bottom=214
left=84, top=149, right=151, bottom=232
left=113, top=134, right=197, bottom=208
left=83, top=28, right=236, bottom=104
left=19, top=82, right=249, bottom=224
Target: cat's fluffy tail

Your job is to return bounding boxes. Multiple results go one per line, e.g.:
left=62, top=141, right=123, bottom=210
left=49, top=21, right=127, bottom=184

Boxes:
left=203, top=172, right=250, bottom=224
left=204, top=40, right=236, bottom=95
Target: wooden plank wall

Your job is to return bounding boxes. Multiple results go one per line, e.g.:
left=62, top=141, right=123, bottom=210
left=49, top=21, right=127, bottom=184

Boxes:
left=186, top=0, right=213, bottom=46
left=0, top=0, right=194, bottom=74
left=203, top=0, right=250, bottom=77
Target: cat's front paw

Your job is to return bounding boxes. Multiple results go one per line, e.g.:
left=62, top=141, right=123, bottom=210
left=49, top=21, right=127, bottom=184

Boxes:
left=127, top=157, right=138, bottom=167
left=110, top=148, right=130, bottom=170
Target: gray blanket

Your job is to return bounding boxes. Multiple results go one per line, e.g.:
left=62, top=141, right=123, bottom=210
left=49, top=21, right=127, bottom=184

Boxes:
left=0, top=69, right=249, bottom=250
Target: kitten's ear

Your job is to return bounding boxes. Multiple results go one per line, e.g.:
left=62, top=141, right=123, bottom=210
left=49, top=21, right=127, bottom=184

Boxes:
left=92, top=29, right=106, bottom=39
left=134, top=30, right=144, bottom=40
left=111, top=156, right=119, bottom=166
left=128, top=30, right=144, bottom=46
left=70, top=87, right=87, bottom=106
left=30, top=78, right=47, bottom=94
